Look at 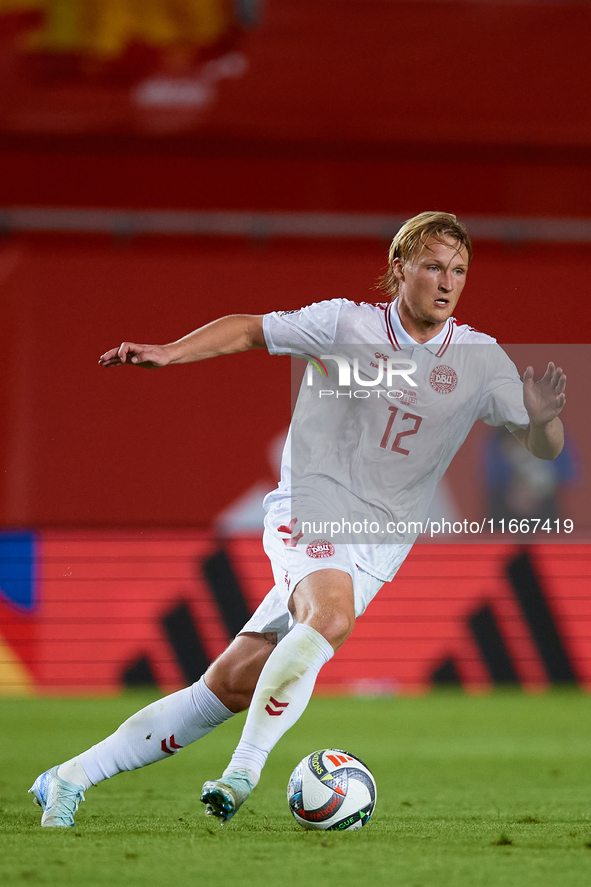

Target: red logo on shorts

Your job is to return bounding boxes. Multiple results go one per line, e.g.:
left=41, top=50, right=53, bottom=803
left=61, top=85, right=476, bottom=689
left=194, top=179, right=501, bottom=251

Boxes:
left=306, top=539, right=335, bottom=559
left=429, top=365, right=458, bottom=395
left=278, top=518, right=304, bottom=548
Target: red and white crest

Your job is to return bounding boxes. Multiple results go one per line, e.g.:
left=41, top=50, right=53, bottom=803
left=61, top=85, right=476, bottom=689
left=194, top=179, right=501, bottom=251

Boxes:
left=306, top=539, right=335, bottom=559
left=429, top=365, right=458, bottom=395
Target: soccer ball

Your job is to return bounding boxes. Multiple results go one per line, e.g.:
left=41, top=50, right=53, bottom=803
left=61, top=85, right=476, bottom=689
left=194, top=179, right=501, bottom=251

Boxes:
left=287, top=748, right=377, bottom=831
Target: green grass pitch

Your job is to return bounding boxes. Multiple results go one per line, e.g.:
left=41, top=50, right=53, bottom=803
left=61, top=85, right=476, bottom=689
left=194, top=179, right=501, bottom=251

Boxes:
left=2, top=690, right=591, bottom=886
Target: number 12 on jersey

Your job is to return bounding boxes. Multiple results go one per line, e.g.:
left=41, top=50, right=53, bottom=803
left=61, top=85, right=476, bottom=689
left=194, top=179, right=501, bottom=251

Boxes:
left=380, top=406, right=422, bottom=455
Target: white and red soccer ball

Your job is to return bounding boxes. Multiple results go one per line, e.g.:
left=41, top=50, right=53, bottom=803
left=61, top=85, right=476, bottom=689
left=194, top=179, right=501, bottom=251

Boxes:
left=287, top=749, right=377, bottom=831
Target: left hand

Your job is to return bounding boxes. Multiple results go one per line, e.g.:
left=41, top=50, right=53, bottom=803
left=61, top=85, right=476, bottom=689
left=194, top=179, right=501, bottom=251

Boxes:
left=523, top=362, right=566, bottom=426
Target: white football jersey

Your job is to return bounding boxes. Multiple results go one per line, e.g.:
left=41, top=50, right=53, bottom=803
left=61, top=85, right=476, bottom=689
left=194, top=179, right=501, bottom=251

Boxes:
left=262, top=298, right=529, bottom=581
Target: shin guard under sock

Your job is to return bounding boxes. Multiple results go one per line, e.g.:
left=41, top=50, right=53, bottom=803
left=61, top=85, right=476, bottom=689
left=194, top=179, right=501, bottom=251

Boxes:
left=224, top=624, right=333, bottom=781
left=58, top=677, right=234, bottom=787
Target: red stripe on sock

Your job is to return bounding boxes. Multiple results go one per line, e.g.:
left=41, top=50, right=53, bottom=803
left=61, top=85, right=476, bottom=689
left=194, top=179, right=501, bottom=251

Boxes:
left=269, top=696, right=289, bottom=708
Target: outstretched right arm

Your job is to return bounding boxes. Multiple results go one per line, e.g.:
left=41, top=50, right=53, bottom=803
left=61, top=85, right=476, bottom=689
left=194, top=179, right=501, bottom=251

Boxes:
left=98, top=314, right=266, bottom=368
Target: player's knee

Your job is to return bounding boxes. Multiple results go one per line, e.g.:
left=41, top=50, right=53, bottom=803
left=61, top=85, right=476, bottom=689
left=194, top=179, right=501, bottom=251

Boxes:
left=301, top=607, right=355, bottom=651
left=325, top=610, right=355, bottom=649
left=291, top=570, right=356, bottom=650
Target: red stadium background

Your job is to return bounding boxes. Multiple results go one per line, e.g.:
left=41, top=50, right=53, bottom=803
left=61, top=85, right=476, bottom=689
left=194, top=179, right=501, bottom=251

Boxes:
left=0, top=0, right=590, bottom=695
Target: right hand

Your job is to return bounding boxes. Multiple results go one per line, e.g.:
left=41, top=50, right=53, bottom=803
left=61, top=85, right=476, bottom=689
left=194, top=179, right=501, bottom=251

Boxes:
left=98, top=342, right=173, bottom=368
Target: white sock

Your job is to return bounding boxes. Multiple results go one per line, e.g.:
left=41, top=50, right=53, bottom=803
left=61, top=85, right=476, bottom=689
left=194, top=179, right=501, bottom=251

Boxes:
left=223, top=624, right=333, bottom=781
left=57, top=677, right=234, bottom=788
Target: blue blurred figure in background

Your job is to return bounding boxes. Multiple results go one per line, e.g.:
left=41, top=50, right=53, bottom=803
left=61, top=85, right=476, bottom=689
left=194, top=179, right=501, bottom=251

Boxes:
left=484, top=426, right=578, bottom=526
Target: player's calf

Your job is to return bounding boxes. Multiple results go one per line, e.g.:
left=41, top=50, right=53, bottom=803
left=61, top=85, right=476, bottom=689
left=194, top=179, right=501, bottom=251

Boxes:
left=204, top=631, right=277, bottom=712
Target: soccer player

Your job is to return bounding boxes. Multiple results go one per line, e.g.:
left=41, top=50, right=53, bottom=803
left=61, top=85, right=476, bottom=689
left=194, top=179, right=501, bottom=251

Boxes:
left=29, top=211, right=566, bottom=827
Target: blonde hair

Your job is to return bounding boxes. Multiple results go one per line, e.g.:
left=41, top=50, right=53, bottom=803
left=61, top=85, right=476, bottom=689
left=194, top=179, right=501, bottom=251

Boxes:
left=378, top=211, right=472, bottom=298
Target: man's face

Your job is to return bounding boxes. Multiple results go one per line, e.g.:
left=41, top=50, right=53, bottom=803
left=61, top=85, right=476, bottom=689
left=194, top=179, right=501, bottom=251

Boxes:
left=393, top=235, right=469, bottom=330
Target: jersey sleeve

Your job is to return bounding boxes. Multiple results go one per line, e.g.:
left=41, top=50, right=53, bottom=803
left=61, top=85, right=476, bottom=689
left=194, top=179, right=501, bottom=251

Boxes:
left=478, top=344, right=530, bottom=431
left=263, top=300, right=343, bottom=356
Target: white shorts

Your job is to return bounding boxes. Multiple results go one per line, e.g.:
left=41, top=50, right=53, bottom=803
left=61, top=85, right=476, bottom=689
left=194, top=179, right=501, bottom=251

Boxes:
left=239, top=523, right=386, bottom=642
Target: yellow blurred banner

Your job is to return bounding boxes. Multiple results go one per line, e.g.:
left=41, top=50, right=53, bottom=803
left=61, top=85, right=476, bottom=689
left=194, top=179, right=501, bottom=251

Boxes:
left=0, top=633, right=33, bottom=697
left=0, top=0, right=234, bottom=56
